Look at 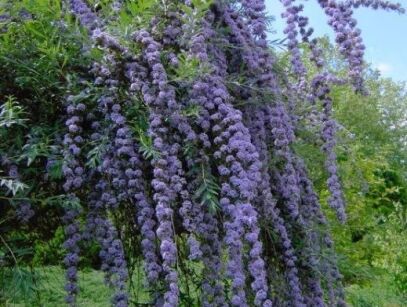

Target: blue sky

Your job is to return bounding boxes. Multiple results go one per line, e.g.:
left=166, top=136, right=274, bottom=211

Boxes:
left=266, top=0, right=407, bottom=81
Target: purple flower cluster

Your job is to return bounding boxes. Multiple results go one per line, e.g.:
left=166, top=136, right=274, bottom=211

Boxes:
left=322, top=115, right=346, bottom=223
left=295, top=158, right=326, bottom=225
left=84, top=187, right=129, bottom=307
left=245, top=108, right=306, bottom=307
left=190, top=6, right=305, bottom=305
left=88, top=55, right=146, bottom=307
left=191, top=13, right=271, bottom=306
left=62, top=94, right=87, bottom=306
left=317, top=0, right=366, bottom=90
left=61, top=7, right=140, bottom=302
left=346, top=0, right=405, bottom=12
left=97, top=219, right=128, bottom=306
left=280, top=0, right=307, bottom=76
left=188, top=23, right=271, bottom=303
left=323, top=253, right=347, bottom=307
left=223, top=9, right=262, bottom=72
left=294, top=159, right=326, bottom=307
left=68, top=0, right=99, bottom=31
left=3, top=164, right=35, bottom=223
left=220, top=2, right=347, bottom=305
left=134, top=30, right=182, bottom=307
left=59, top=0, right=403, bottom=305
left=199, top=211, right=226, bottom=306
left=62, top=207, right=81, bottom=306
left=240, top=0, right=268, bottom=39
left=311, top=74, right=347, bottom=222
left=119, top=152, right=162, bottom=288
left=62, top=98, right=86, bottom=192
left=266, top=104, right=303, bottom=222
left=162, top=12, right=182, bottom=46
left=68, top=1, right=165, bottom=303
left=7, top=164, right=18, bottom=178
left=131, top=28, right=206, bottom=274
left=16, top=201, right=34, bottom=223
left=111, top=0, right=123, bottom=13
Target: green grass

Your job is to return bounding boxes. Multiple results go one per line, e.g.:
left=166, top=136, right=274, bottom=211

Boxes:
left=3, top=266, right=113, bottom=307
left=2, top=266, right=406, bottom=306
left=345, top=275, right=407, bottom=307
left=1, top=266, right=151, bottom=307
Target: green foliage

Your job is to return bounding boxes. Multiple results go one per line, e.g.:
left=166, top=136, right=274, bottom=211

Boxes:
left=346, top=276, right=406, bottom=307
left=86, top=136, right=109, bottom=169
left=172, top=52, right=203, bottom=82
left=137, top=129, right=161, bottom=160
left=330, top=91, right=407, bottom=301
left=284, top=37, right=407, bottom=301
left=193, top=164, right=220, bottom=214
left=328, top=77, right=407, bottom=295
left=32, top=227, right=65, bottom=266
left=116, top=0, right=156, bottom=31
left=46, top=159, right=63, bottom=180
left=19, top=126, right=61, bottom=166
left=0, top=178, right=29, bottom=196
left=180, top=0, right=213, bottom=18
left=0, top=4, right=93, bottom=302
left=0, top=96, right=28, bottom=128
left=178, top=0, right=213, bottom=51
left=0, top=1, right=89, bottom=107
left=0, top=266, right=115, bottom=306
left=181, top=104, right=202, bottom=119
left=0, top=267, right=39, bottom=305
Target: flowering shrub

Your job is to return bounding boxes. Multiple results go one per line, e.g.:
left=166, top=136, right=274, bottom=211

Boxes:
left=0, top=0, right=404, bottom=306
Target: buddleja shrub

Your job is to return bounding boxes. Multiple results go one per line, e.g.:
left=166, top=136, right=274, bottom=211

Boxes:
left=0, top=0, right=404, bottom=306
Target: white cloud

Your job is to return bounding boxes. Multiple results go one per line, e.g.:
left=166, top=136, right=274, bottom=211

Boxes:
left=375, top=63, right=393, bottom=75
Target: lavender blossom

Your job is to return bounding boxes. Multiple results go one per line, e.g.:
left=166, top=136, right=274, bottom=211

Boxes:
left=68, top=0, right=100, bottom=30
left=280, top=0, right=307, bottom=76
left=97, top=219, right=129, bottom=306
left=62, top=93, right=88, bottom=306
left=134, top=30, right=182, bottom=307
left=16, top=201, right=34, bottom=223
left=346, top=0, right=404, bottom=12
left=245, top=108, right=306, bottom=307
left=199, top=211, right=226, bottom=306
left=188, top=24, right=271, bottom=303
left=58, top=1, right=395, bottom=305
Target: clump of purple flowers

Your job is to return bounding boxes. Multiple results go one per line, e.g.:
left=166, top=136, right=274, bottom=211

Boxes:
left=23, top=0, right=402, bottom=305
left=15, top=201, right=34, bottom=223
